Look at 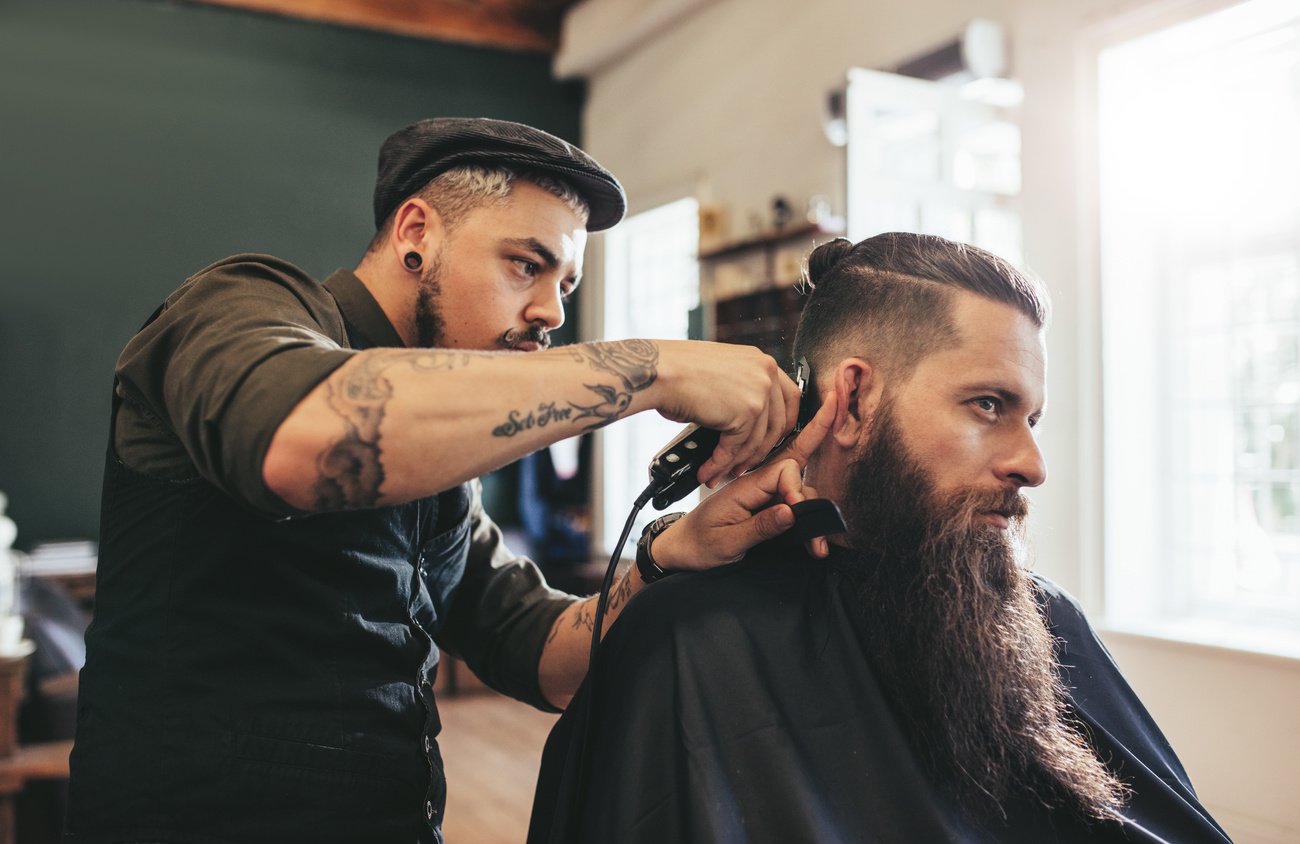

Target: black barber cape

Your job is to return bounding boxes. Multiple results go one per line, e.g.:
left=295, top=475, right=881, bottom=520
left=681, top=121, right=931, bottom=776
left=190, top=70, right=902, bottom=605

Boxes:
left=528, top=537, right=1232, bottom=844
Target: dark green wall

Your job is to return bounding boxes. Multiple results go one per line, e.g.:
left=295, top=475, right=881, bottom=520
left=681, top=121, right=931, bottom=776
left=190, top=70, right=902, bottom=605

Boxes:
left=0, top=0, right=583, bottom=545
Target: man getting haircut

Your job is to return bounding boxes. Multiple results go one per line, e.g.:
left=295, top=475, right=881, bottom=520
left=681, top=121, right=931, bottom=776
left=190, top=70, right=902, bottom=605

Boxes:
left=528, top=232, right=1231, bottom=844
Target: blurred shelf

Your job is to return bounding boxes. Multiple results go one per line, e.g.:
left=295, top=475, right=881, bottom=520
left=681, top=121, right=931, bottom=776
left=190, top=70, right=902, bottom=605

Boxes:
left=698, top=221, right=838, bottom=261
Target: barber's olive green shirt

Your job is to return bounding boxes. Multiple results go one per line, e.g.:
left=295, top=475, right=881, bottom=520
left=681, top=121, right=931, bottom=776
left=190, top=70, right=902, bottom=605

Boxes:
left=110, top=253, right=576, bottom=707
left=115, top=255, right=353, bottom=508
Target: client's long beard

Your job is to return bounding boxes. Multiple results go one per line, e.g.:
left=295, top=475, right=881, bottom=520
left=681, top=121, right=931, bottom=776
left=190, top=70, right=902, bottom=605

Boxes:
left=839, top=410, right=1126, bottom=823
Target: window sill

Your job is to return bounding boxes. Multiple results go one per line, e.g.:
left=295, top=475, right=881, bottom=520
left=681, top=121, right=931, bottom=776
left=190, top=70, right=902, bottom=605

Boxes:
left=1096, top=618, right=1300, bottom=668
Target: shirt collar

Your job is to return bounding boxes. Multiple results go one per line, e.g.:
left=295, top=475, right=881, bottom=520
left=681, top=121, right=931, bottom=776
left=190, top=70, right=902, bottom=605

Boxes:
left=322, top=269, right=406, bottom=350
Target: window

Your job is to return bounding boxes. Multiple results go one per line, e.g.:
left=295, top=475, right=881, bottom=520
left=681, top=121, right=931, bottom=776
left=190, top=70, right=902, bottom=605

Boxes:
left=845, top=67, right=1023, bottom=263
left=598, top=198, right=700, bottom=554
left=1098, top=0, right=1300, bottom=654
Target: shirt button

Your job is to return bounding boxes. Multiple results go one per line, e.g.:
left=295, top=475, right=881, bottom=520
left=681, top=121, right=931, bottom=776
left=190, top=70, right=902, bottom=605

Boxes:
left=425, top=800, right=434, bottom=820
left=424, top=735, right=432, bottom=754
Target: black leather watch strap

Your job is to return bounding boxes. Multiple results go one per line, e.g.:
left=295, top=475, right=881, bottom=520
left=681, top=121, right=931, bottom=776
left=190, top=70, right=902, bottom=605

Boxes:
left=636, top=512, right=685, bottom=584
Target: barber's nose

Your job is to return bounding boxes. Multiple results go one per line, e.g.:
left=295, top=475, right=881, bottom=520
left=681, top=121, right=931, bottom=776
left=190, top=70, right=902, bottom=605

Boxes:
left=999, top=428, right=1047, bottom=489
left=526, top=286, right=565, bottom=330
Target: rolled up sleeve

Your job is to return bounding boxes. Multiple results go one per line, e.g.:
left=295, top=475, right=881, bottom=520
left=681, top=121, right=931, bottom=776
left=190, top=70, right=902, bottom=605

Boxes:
left=436, top=480, right=579, bottom=711
left=115, top=255, right=354, bottom=516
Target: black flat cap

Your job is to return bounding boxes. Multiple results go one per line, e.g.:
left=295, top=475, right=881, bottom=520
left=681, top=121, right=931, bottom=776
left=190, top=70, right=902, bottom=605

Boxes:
left=373, top=117, right=627, bottom=232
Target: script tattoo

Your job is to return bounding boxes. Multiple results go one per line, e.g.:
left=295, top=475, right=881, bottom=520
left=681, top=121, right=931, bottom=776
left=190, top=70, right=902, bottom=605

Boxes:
left=489, top=340, right=660, bottom=438
left=492, top=402, right=574, bottom=437
left=312, top=350, right=474, bottom=509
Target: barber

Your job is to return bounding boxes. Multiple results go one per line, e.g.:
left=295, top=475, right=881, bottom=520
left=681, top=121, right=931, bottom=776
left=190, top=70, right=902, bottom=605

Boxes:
left=65, top=117, right=809, bottom=844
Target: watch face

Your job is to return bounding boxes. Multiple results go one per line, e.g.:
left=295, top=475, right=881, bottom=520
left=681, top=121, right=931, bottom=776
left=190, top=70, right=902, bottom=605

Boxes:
left=655, top=513, right=683, bottom=531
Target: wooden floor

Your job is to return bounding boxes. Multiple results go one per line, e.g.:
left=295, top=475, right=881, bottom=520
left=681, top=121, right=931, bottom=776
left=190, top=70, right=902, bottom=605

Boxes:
left=438, top=689, right=560, bottom=844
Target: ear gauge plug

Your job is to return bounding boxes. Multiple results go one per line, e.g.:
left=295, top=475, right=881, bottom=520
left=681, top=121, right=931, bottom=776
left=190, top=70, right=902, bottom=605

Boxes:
left=403, top=251, right=423, bottom=271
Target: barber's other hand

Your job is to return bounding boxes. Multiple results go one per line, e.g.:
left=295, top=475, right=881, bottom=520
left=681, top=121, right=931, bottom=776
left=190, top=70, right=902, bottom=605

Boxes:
left=653, top=341, right=801, bottom=488
left=649, top=391, right=838, bottom=572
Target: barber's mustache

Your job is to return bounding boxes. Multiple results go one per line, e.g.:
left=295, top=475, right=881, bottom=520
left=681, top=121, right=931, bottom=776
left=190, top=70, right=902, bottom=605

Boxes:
left=499, top=325, right=551, bottom=350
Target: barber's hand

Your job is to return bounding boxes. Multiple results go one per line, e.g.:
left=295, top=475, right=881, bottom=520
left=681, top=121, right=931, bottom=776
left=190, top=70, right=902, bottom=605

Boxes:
left=653, top=341, right=801, bottom=488
left=650, top=391, right=838, bottom=572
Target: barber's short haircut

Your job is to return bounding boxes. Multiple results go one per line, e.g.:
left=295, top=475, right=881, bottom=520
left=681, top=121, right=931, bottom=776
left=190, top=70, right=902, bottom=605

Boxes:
left=792, top=232, right=1049, bottom=383
left=366, top=164, right=590, bottom=254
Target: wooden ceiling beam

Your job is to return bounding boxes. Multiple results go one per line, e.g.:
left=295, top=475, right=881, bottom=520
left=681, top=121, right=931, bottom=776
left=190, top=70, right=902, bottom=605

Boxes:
left=187, top=0, right=571, bottom=53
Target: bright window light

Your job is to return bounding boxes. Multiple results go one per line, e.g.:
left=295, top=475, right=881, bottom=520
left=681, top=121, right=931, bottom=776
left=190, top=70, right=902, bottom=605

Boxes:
left=1098, top=0, right=1300, bottom=655
left=846, top=67, right=1023, bottom=266
left=600, top=198, right=700, bottom=554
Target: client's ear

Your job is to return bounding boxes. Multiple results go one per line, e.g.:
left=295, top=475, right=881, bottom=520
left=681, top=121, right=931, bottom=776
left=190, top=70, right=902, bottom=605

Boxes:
left=831, top=358, right=883, bottom=448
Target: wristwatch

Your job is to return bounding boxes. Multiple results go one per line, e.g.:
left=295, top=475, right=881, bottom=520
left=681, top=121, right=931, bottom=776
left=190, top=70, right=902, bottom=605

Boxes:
left=636, top=512, right=685, bottom=584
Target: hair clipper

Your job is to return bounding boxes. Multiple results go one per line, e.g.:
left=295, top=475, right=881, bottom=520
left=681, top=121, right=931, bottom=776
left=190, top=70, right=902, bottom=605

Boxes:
left=648, top=357, right=823, bottom=510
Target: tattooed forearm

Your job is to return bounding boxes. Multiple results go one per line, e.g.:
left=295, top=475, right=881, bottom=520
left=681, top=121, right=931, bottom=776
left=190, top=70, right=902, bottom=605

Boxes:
left=491, top=341, right=661, bottom=437
left=543, top=574, right=635, bottom=650
left=545, top=600, right=589, bottom=645
left=607, top=570, right=634, bottom=614
left=329, top=350, right=474, bottom=435
left=312, top=349, right=476, bottom=509
left=408, top=350, right=477, bottom=372
left=314, top=378, right=387, bottom=509
left=492, top=402, right=574, bottom=437
left=554, top=340, right=662, bottom=431
left=569, top=340, right=659, bottom=393
left=569, top=602, right=596, bottom=633
left=330, top=354, right=396, bottom=439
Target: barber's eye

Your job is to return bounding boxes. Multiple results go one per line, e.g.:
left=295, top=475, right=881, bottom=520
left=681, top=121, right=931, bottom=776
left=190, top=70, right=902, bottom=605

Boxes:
left=972, top=397, right=1001, bottom=414
left=514, top=258, right=540, bottom=277
left=560, top=284, right=576, bottom=301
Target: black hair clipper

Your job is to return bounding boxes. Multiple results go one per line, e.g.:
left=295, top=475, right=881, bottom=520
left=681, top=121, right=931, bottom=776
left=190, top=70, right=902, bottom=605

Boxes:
left=648, top=357, right=823, bottom=511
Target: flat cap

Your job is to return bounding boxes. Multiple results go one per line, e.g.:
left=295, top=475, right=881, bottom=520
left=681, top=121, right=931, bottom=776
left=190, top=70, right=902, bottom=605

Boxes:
left=373, top=117, right=627, bottom=232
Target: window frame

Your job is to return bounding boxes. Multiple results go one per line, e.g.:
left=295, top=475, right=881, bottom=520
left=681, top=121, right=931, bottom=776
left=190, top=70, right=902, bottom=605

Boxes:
left=1082, top=0, right=1300, bottom=659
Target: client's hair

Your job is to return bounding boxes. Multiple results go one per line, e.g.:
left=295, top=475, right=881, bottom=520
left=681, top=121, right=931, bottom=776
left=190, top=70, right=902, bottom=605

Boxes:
left=792, top=232, right=1048, bottom=383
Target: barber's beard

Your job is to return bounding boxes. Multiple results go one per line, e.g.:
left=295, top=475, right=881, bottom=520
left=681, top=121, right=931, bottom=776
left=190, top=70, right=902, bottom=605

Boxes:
left=839, top=409, right=1127, bottom=823
left=414, top=259, right=446, bottom=349
left=413, top=259, right=550, bottom=352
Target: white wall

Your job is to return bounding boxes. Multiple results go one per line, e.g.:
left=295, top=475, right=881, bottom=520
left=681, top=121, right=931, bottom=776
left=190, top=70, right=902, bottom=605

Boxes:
left=569, top=0, right=1300, bottom=840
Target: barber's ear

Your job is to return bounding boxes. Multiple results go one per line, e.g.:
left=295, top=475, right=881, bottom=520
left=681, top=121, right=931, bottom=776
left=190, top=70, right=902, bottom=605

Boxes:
left=391, top=198, right=447, bottom=258
left=831, top=358, right=883, bottom=448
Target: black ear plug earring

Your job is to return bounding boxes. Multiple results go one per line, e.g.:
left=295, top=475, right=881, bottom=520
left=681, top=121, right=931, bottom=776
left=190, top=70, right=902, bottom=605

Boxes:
left=403, top=251, right=423, bottom=271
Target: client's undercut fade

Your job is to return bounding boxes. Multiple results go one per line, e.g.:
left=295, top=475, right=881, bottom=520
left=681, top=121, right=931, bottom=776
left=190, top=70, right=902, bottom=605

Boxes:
left=792, top=232, right=1048, bottom=383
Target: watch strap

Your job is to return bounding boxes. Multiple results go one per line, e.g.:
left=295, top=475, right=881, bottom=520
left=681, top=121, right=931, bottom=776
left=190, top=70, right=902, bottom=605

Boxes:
left=636, top=512, right=685, bottom=583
